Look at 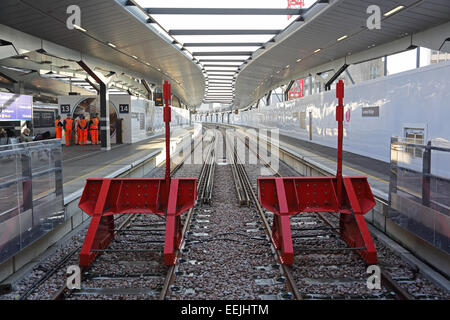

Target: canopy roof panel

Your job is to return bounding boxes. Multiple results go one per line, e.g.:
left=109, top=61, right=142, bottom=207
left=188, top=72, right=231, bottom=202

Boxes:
left=235, top=0, right=450, bottom=108
left=0, top=0, right=205, bottom=107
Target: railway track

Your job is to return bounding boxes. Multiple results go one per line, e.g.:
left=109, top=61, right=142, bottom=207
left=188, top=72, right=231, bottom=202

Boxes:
left=223, top=127, right=302, bottom=300
left=166, top=128, right=294, bottom=300
left=221, top=123, right=447, bottom=300
left=54, top=134, right=215, bottom=300
left=9, top=129, right=210, bottom=300
left=5, top=125, right=447, bottom=300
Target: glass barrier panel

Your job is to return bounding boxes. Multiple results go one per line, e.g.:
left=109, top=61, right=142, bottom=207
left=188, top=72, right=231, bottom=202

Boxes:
left=0, top=140, right=64, bottom=264
left=389, top=137, right=450, bottom=253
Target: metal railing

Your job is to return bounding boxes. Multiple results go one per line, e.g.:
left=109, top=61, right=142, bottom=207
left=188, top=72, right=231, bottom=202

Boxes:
left=389, top=137, right=450, bottom=254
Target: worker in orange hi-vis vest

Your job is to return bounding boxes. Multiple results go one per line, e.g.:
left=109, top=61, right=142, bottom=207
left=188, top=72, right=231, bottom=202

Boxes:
left=89, top=113, right=99, bottom=145
left=63, top=114, right=73, bottom=146
left=55, top=115, right=63, bottom=139
left=78, top=115, right=88, bottom=145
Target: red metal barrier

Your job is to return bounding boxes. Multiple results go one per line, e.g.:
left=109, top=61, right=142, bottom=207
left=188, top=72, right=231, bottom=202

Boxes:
left=79, top=178, right=196, bottom=267
left=78, top=81, right=197, bottom=268
left=257, top=80, right=378, bottom=265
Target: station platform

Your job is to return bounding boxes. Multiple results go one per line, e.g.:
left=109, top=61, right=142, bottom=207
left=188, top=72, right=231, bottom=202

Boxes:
left=276, top=132, right=391, bottom=199
left=61, top=127, right=194, bottom=201
left=222, top=124, right=391, bottom=199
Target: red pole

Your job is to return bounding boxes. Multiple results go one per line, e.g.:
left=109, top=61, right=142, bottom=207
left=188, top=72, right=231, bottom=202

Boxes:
left=163, top=81, right=171, bottom=184
left=336, top=80, right=344, bottom=205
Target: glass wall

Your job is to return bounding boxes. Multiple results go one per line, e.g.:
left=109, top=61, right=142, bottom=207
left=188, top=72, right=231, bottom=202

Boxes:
left=0, top=140, right=64, bottom=263
left=389, top=137, right=450, bottom=253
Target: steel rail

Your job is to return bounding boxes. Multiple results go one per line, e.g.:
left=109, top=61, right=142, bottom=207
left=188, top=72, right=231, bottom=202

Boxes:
left=51, top=136, right=205, bottom=300
left=159, top=135, right=217, bottom=300
left=225, top=124, right=415, bottom=300
left=224, top=131, right=250, bottom=206
left=212, top=125, right=302, bottom=300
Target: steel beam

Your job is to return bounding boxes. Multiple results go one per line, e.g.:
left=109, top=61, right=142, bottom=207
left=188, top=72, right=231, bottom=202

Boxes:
left=141, top=79, right=153, bottom=100
left=146, top=8, right=305, bottom=15
left=207, top=75, right=235, bottom=78
left=205, top=70, right=236, bottom=73
left=325, top=64, right=349, bottom=91
left=208, top=82, right=234, bottom=85
left=203, top=64, right=241, bottom=68
left=78, top=60, right=111, bottom=150
left=284, top=80, right=295, bottom=101
left=169, top=30, right=281, bottom=36
left=85, top=77, right=100, bottom=94
left=0, top=70, right=18, bottom=84
left=199, top=59, right=246, bottom=63
left=194, top=52, right=253, bottom=56
left=184, top=42, right=264, bottom=47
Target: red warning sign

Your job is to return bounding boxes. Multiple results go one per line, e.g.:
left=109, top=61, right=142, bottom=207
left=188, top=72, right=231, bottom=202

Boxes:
left=288, top=79, right=305, bottom=100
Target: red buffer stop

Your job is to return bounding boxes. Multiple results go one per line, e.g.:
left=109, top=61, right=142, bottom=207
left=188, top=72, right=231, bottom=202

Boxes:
left=257, top=80, right=378, bottom=265
left=78, top=81, right=197, bottom=268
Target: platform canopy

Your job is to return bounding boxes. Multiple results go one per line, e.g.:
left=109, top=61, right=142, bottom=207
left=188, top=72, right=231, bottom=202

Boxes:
left=0, top=0, right=206, bottom=108
left=234, top=0, right=450, bottom=108
left=133, top=0, right=316, bottom=105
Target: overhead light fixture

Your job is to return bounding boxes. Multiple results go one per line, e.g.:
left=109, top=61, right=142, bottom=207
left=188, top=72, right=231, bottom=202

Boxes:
left=337, top=35, right=348, bottom=42
left=132, top=55, right=138, bottom=59
left=314, top=48, right=321, bottom=53
left=384, top=5, right=405, bottom=16
left=296, top=58, right=302, bottom=62
left=286, top=65, right=290, bottom=69
left=73, top=25, right=87, bottom=32
left=108, top=42, right=117, bottom=48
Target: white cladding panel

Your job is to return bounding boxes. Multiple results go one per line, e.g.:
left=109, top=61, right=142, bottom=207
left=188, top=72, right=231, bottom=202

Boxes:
left=229, top=61, right=450, bottom=167
left=57, top=95, right=190, bottom=144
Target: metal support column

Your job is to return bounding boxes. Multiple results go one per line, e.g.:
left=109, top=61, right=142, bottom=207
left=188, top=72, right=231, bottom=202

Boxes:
left=142, top=79, right=153, bottom=100
left=78, top=61, right=111, bottom=151
left=422, top=141, right=432, bottom=206
left=99, top=83, right=111, bottom=151
left=389, top=137, right=398, bottom=205
left=284, top=80, right=295, bottom=101
left=266, top=90, right=272, bottom=106
left=325, top=64, right=349, bottom=91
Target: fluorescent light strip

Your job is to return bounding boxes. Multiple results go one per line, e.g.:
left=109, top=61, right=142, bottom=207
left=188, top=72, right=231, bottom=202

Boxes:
left=337, top=35, right=348, bottom=41
left=384, top=5, right=405, bottom=16
left=73, top=25, right=87, bottom=32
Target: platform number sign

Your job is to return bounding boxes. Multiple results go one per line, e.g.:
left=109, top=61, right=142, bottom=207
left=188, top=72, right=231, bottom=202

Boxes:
left=60, top=104, right=71, bottom=114
left=119, top=104, right=130, bottom=114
